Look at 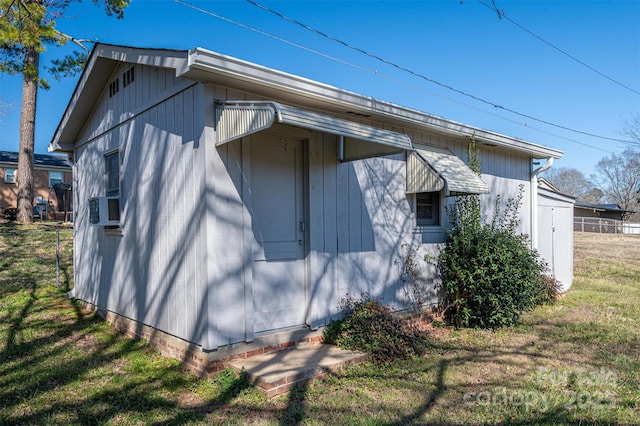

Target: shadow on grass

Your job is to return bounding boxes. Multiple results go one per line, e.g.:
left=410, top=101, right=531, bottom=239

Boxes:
left=280, top=381, right=309, bottom=425
left=0, top=300, right=203, bottom=424
left=212, top=368, right=253, bottom=406
left=2, top=225, right=637, bottom=424
left=4, top=278, right=36, bottom=351
left=0, top=225, right=197, bottom=424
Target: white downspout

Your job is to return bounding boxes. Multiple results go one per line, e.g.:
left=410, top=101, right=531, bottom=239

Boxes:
left=531, top=157, right=554, bottom=250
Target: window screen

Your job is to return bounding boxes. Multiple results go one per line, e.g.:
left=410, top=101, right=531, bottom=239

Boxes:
left=105, top=151, right=119, bottom=197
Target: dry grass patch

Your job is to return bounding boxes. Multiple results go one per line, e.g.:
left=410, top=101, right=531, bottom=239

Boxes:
left=574, top=231, right=640, bottom=263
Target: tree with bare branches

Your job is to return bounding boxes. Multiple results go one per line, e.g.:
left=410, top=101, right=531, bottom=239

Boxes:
left=542, top=166, right=602, bottom=203
left=0, top=0, right=129, bottom=223
left=623, top=113, right=640, bottom=147
left=593, top=147, right=640, bottom=221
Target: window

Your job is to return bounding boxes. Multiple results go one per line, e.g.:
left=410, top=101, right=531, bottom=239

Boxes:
left=105, top=151, right=120, bottom=197
left=49, top=171, right=63, bottom=187
left=4, top=168, right=16, bottom=183
left=415, top=192, right=440, bottom=227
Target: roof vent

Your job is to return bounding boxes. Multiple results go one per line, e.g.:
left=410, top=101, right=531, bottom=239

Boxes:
left=123, top=67, right=135, bottom=88
left=109, top=79, right=119, bottom=97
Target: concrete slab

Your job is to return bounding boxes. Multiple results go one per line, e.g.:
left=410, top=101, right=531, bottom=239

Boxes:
left=228, top=344, right=367, bottom=397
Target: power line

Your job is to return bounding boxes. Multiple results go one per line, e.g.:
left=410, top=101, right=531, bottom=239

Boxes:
left=172, top=0, right=630, bottom=148
left=173, top=0, right=374, bottom=74
left=477, top=0, right=640, bottom=97
left=243, top=0, right=634, bottom=144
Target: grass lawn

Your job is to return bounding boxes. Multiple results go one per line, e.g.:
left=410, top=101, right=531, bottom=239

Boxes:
left=1, top=224, right=638, bottom=425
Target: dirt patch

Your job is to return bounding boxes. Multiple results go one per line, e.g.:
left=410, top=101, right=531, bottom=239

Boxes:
left=177, top=391, right=206, bottom=409
left=56, top=331, right=101, bottom=351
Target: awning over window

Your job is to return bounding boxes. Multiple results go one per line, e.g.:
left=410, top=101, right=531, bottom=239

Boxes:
left=407, top=147, right=489, bottom=195
left=214, top=101, right=413, bottom=160
left=406, top=151, right=445, bottom=193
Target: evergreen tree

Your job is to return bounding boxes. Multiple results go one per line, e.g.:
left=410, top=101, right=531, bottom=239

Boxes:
left=0, top=0, right=129, bottom=223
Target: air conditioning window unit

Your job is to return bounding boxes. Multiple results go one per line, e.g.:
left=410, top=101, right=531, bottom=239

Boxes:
left=88, top=197, right=120, bottom=226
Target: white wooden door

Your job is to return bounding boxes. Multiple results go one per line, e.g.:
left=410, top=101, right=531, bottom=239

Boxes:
left=538, top=203, right=573, bottom=292
left=247, top=134, right=307, bottom=333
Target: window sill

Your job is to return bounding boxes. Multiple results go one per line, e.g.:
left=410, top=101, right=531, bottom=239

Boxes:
left=104, top=226, right=123, bottom=236
left=413, top=225, right=447, bottom=244
left=414, top=225, right=445, bottom=234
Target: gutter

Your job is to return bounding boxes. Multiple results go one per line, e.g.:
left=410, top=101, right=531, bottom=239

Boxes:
left=187, top=47, right=563, bottom=159
left=530, top=157, right=554, bottom=250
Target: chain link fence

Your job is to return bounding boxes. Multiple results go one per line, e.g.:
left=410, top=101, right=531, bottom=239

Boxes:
left=574, top=217, right=640, bottom=235
left=0, top=222, right=74, bottom=290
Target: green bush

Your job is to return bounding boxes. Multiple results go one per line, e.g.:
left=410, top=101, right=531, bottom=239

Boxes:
left=322, top=318, right=344, bottom=346
left=438, top=217, right=550, bottom=328
left=324, top=293, right=428, bottom=364
left=437, top=137, right=557, bottom=328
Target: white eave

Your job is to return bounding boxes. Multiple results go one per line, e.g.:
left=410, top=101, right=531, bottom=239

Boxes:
left=49, top=44, right=190, bottom=153
left=49, top=44, right=563, bottom=160
left=184, top=47, right=562, bottom=159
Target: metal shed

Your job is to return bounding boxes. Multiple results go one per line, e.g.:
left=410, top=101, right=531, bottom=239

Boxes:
left=537, top=181, right=575, bottom=292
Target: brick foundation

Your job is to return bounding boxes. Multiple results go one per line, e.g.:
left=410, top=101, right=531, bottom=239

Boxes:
left=78, top=301, right=438, bottom=381
left=79, top=301, right=325, bottom=378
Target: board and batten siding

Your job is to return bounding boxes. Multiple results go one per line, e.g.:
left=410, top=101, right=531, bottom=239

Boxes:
left=201, top=83, right=535, bottom=343
left=73, top=72, right=538, bottom=351
left=73, top=67, right=209, bottom=347
left=77, top=63, right=193, bottom=146
left=307, top=133, right=433, bottom=329
left=305, top=134, right=533, bottom=329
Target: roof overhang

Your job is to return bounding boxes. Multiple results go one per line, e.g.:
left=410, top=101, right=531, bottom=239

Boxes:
left=49, top=44, right=190, bottom=153
left=186, top=47, right=563, bottom=160
left=49, top=43, right=564, bottom=161
left=538, top=187, right=576, bottom=204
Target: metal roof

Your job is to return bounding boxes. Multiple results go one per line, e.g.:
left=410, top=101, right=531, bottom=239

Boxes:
left=0, top=151, right=72, bottom=169
left=49, top=43, right=564, bottom=161
left=215, top=101, right=412, bottom=157
left=575, top=201, right=632, bottom=213
left=411, top=147, right=489, bottom=195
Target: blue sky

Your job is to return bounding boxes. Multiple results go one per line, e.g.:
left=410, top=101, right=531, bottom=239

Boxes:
left=0, top=0, right=638, bottom=175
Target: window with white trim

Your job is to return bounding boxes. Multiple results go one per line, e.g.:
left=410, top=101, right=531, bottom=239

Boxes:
left=49, top=171, right=63, bottom=187
left=105, top=151, right=120, bottom=197
left=415, top=192, right=441, bottom=227
left=4, top=168, right=16, bottom=183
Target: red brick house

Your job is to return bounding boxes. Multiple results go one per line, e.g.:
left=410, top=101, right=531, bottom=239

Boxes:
left=0, top=151, right=72, bottom=219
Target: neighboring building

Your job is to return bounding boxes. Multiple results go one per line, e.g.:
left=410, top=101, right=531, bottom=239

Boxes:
left=49, top=44, right=566, bottom=374
left=573, top=201, right=637, bottom=234
left=574, top=201, right=633, bottom=221
left=0, top=151, right=72, bottom=218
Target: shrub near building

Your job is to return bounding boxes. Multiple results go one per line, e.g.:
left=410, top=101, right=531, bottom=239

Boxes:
left=438, top=140, right=558, bottom=328
left=323, top=293, right=429, bottom=365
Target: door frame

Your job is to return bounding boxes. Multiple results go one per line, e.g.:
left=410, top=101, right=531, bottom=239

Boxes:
left=241, top=130, right=310, bottom=341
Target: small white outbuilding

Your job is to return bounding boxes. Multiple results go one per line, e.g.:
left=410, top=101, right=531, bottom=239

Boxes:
left=536, top=178, right=575, bottom=292
left=49, top=44, right=568, bottom=372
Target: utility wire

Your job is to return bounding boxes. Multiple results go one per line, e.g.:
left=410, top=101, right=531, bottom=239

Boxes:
left=244, top=0, right=633, bottom=144
left=173, top=0, right=373, bottom=74
left=173, top=0, right=628, bottom=148
left=477, top=0, right=640, bottom=97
